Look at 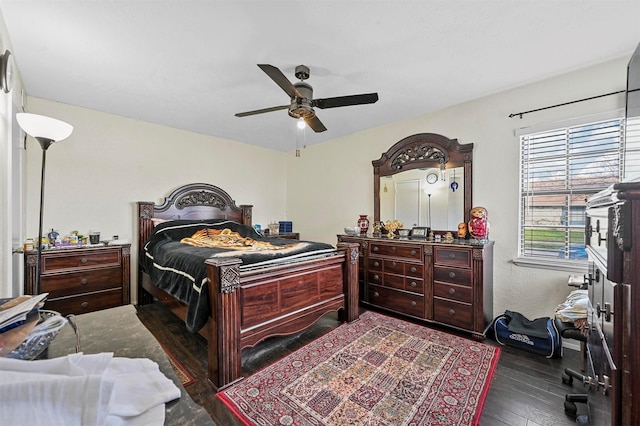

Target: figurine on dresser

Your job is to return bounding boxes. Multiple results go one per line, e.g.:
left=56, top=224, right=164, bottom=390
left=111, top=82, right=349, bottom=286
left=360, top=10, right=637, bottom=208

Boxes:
left=468, top=206, right=490, bottom=240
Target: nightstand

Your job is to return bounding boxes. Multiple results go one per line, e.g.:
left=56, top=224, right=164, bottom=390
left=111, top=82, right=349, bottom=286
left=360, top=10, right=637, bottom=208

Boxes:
left=24, top=244, right=131, bottom=315
left=265, top=232, right=300, bottom=240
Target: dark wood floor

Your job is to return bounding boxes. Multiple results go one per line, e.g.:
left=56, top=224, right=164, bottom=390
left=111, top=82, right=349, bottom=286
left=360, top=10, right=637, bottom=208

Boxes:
left=136, top=302, right=608, bottom=425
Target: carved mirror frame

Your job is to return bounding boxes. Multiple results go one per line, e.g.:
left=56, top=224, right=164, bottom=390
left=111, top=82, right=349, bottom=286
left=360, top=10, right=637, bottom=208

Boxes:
left=373, top=133, right=474, bottom=230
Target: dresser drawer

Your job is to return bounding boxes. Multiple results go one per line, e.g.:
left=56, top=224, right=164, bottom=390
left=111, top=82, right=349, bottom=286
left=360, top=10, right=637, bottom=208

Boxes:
left=405, top=278, right=424, bottom=294
left=40, top=267, right=123, bottom=299
left=433, top=298, right=473, bottom=329
left=433, top=282, right=473, bottom=303
left=433, top=266, right=472, bottom=286
left=368, top=284, right=424, bottom=317
left=41, top=249, right=122, bottom=273
left=382, top=259, right=423, bottom=278
left=368, top=258, right=383, bottom=271
left=369, top=243, right=422, bottom=260
left=433, top=247, right=471, bottom=268
left=45, top=289, right=124, bottom=315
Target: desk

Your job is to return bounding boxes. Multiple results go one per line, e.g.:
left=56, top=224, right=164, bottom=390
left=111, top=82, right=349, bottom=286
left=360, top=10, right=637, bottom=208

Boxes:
left=47, top=305, right=214, bottom=425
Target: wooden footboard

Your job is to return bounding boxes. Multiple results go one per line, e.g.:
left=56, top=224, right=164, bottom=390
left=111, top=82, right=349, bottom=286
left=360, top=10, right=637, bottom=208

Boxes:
left=205, top=242, right=359, bottom=390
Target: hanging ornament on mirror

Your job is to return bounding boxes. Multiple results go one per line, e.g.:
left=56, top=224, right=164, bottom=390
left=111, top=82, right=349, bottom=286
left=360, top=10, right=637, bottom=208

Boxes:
left=450, top=170, right=459, bottom=192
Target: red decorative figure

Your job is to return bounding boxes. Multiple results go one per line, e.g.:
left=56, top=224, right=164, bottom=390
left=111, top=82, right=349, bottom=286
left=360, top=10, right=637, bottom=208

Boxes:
left=468, top=206, right=489, bottom=240
left=457, top=222, right=467, bottom=239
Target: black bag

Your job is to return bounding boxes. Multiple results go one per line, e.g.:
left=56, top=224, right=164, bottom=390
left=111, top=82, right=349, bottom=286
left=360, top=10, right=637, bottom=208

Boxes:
left=491, top=310, right=562, bottom=359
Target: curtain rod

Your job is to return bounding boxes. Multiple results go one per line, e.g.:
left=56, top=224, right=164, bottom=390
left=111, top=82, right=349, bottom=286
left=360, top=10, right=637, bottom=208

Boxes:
left=508, top=90, right=625, bottom=119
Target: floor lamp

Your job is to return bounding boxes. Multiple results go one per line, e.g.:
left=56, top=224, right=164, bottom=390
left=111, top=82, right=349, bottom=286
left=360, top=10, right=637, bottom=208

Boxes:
left=17, top=113, right=73, bottom=293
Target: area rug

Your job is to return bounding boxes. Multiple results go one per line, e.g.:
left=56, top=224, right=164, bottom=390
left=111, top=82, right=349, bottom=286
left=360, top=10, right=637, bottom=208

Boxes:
left=218, top=310, right=500, bottom=425
left=161, top=344, right=196, bottom=387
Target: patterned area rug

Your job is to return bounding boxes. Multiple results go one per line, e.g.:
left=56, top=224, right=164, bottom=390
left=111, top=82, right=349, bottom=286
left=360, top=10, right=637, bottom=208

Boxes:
left=161, top=344, right=196, bottom=387
left=218, top=310, right=500, bottom=425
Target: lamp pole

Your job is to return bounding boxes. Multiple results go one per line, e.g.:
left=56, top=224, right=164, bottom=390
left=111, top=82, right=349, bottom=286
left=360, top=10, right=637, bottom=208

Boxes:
left=35, top=138, right=54, bottom=293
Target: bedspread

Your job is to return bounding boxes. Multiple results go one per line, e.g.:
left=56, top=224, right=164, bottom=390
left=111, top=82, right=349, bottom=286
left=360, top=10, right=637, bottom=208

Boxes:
left=140, top=220, right=336, bottom=332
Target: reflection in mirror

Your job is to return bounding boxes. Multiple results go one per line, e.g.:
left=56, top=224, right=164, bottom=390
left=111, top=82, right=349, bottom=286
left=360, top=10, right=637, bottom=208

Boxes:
left=380, top=167, right=465, bottom=229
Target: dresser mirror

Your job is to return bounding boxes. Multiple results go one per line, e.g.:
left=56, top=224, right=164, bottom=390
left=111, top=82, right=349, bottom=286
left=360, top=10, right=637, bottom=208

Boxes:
left=373, top=133, right=473, bottom=232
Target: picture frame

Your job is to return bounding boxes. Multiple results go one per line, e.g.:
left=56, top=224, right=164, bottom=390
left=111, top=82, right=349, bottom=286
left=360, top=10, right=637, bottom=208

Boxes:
left=410, top=226, right=430, bottom=238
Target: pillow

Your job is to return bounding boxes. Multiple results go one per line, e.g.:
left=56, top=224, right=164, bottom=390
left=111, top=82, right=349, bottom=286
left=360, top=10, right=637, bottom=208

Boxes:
left=151, top=218, right=170, bottom=226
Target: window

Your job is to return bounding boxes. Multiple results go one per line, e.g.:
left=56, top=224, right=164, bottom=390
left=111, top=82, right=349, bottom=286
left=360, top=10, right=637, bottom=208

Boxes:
left=518, top=115, right=624, bottom=264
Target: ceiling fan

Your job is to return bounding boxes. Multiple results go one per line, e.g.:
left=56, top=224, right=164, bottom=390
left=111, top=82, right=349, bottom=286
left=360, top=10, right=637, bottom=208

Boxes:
left=235, top=64, right=379, bottom=133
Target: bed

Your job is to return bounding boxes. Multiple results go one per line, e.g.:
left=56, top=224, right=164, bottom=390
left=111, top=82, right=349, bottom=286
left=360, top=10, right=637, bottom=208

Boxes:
left=137, top=183, right=359, bottom=390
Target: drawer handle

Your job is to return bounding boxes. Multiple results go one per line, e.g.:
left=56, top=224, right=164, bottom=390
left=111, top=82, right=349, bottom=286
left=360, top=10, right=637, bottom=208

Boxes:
left=449, top=253, right=456, bottom=260
left=373, top=274, right=380, bottom=281
left=373, top=292, right=380, bottom=297
left=410, top=267, right=417, bottom=273
left=373, top=246, right=379, bottom=252
left=409, top=281, right=417, bottom=287
left=81, top=301, right=89, bottom=308
left=373, top=261, right=380, bottom=267
left=448, top=272, right=456, bottom=279
left=448, top=309, right=456, bottom=316
left=411, top=250, right=416, bottom=256
left=449, top=288, right=456, bottom=295
left=80, top=257, right=88, bottom=264
left=410, top=301, right=417, bottom=307
left=80, top=278, right=88, bottom=285
left=392, top=261, right=396, bottom=266
left=391, top=247, right=396, bottom=251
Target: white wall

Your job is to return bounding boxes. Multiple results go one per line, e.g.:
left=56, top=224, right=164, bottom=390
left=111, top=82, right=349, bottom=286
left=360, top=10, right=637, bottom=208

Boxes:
left=23, top=97, right=288, bottom=302
left=287, top=56, right=629, bottom=321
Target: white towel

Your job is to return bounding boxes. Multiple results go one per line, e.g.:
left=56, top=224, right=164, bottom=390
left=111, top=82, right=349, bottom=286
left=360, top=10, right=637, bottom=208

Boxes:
left=0, top=352, right=181, bottom=426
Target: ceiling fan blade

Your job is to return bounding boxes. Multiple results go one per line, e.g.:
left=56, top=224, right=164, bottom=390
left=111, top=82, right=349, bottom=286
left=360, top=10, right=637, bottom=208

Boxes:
left=235, top=105, right=289, bottom=117
left=305, top=115, right=327, bottom=133
left=313, top=93, right=379, bottom=109
left=258, top=64, right=302, bottom=99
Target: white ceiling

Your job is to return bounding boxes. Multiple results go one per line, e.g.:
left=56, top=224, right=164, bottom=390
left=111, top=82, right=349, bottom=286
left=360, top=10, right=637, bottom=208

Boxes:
left=2, top=1, right=639, bottom=151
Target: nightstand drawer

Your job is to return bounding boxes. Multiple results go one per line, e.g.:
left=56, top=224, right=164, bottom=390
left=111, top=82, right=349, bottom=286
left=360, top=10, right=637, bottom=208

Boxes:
left=433, top=266, right=472, bottom=286
left=433, top=298, right=473, bottom=329
left=45, top=289, right=124, bottom=315
left=40, top=267, right=123, bottom=298
left=433, top=247, right=471, bottom=268
left=41, top=249, right=121, bottom=273
left=433, top=282, right=473, bottom=303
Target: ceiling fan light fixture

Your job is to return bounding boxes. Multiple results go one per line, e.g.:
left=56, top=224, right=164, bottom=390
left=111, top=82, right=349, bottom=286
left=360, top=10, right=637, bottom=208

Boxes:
left=297, top=118, right=306, bottom=129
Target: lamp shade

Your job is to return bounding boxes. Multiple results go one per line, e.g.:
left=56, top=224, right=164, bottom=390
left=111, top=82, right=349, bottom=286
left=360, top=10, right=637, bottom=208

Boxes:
left=16, top=113, right=73, bottom=142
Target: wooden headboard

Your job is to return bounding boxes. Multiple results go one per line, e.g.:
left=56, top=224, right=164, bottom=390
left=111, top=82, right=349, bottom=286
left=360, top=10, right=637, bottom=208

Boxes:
left=137, top=183, right=253, bottom=258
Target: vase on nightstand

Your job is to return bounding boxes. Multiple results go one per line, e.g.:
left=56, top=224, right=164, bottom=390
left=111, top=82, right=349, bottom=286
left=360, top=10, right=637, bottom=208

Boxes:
left=357, top=215, right=370, bottom=234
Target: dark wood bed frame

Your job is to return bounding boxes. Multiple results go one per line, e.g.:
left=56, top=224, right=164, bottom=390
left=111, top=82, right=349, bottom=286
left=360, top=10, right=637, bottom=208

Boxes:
left=137, top=183, right=359, bottom=390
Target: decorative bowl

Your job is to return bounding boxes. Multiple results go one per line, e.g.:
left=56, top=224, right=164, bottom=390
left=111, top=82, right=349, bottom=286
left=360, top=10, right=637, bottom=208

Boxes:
left=398, top=229, right=410, bottom=237
left=344, top=227, right=360, bottom=236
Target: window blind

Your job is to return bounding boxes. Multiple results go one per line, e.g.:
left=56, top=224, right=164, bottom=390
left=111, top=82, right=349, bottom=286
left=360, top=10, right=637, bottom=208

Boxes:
left=519, top=118, right=623, bottom=260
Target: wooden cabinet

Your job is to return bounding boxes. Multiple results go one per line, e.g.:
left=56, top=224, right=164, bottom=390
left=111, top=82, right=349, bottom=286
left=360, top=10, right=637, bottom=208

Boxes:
left=338, top=235, right=493, bottom=339
left=24, top=244, right=131, bottom=315
left=585, top=182, right=640, bottom=425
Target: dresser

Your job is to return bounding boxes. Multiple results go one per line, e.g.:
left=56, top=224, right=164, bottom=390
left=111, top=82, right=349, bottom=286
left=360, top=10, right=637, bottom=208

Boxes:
left=585, top=182, right=640, bottom=425
left=24, top=244, right=131, bottom=315
left=338, top=235, right=493, bottom=339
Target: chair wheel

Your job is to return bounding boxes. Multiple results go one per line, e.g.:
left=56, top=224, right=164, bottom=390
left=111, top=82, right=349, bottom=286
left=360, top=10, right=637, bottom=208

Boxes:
left=576, top=414, right=589, bottom=425
left=564, top=400, right=577, bottom=417
left=562, top=372, right=573, bottom=385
